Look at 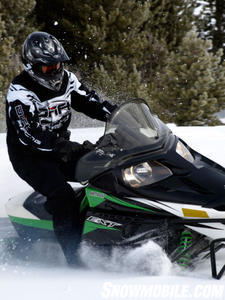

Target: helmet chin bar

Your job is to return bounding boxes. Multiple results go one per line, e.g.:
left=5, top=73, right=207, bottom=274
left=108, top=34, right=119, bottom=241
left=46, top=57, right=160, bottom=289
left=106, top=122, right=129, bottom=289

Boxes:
left=26, top=69, right=64, bottom=91
left=49, top=78, right=63, bottom=91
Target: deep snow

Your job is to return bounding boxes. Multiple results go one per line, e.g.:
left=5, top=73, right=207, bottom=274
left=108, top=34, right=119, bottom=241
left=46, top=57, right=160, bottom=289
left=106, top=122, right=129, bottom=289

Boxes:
left=0, top=126, right=225, bottom=300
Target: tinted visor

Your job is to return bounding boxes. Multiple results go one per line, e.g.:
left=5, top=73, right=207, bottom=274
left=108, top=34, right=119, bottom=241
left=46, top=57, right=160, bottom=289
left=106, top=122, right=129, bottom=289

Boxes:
left=41, top=62, right=61, bottom=74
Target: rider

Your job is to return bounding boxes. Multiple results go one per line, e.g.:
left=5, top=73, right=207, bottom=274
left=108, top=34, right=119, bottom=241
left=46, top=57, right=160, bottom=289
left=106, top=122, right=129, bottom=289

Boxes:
left=6, top=31, right=117, bottom=266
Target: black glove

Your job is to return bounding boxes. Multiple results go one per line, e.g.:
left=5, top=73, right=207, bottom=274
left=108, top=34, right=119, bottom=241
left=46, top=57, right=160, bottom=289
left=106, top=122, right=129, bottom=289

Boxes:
left=82, top=140, right=96, bottom=152
left=53, top=139, right=95, bottom=162
left=56, top=130, right=71, bottom=140
left=103, top=102, right=118, bottom=121
left=96, top=133, right=118, bottom=149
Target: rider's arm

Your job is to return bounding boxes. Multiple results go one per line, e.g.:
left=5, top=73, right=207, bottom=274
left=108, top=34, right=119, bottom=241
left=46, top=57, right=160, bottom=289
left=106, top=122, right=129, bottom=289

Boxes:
left=6, top=89, right=57, bottom=152
left=69, top=73, right=117, bottom=122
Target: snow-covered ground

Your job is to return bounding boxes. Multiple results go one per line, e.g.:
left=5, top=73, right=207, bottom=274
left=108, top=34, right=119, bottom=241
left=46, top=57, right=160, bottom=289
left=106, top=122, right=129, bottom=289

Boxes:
left=0, top=126, right=225, bottom=300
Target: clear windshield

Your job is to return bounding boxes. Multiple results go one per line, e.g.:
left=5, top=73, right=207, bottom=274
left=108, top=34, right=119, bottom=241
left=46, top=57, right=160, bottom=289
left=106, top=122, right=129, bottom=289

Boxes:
left=104, top=100, right=159, bottom=151
left=75, top=99, right=171, bottom=182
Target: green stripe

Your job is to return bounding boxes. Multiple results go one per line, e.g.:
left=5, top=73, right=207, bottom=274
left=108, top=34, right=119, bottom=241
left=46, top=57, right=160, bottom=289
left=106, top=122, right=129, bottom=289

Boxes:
left=83, top=220, right=119, bottom=234
left=106, top=194, right=154, bottom=213
left=9, top=215, right=53, bottom=231
left=80, top=195, right=89, bottom=212
left=86, top=187, right=154, bottom=213
left=86, top=187, right=106, bottom=207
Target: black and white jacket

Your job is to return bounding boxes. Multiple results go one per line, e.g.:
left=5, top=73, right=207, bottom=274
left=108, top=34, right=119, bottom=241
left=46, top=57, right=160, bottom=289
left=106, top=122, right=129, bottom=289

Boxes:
left=6, top=70, right=116, bottom=159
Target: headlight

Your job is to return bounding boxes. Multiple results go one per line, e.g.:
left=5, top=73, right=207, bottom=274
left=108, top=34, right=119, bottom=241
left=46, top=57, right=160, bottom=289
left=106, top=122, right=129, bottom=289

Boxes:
left=176, top=141, right=194, bottom=163
left=122, top=161, right=173, bottom=188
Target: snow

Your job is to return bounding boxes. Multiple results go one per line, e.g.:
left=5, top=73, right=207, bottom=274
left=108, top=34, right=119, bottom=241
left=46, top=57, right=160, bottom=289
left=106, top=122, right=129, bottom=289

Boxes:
left=0, top=126, right=225, bottom=300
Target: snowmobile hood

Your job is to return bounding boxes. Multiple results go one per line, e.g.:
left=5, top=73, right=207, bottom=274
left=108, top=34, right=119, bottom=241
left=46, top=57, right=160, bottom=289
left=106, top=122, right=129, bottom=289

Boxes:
left=75, top=99, right=173, bottom=182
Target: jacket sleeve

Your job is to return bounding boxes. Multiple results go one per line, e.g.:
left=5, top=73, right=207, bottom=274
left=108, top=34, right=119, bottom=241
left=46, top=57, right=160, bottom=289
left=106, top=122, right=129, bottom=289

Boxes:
left=69, top=73, right=117, bottom=122
left=7, top=88, right=57, bottom=152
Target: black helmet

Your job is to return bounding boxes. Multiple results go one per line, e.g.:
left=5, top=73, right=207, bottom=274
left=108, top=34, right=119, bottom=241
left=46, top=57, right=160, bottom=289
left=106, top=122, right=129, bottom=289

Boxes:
left=22, top=31, right=69, bottom=91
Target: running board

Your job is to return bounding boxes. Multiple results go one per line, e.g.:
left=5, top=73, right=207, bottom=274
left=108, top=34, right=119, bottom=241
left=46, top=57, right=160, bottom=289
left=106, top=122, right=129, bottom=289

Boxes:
left=210, top=238, right=225, bottom=280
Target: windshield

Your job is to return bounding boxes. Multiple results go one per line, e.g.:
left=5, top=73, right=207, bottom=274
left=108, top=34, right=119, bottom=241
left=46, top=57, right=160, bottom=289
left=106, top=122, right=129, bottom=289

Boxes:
left=75, top=99, right=171, bottom=182
left=105, top=100, right=159, bottom=151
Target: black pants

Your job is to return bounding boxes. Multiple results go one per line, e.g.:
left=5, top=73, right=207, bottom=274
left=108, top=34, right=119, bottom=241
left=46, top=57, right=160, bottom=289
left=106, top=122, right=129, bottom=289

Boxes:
left=10, top=155, right=84, bottom=265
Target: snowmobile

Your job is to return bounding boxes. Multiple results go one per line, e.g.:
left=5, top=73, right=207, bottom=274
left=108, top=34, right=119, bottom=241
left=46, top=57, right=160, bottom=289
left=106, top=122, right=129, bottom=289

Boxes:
left=5, top=99, right=225, bottom=279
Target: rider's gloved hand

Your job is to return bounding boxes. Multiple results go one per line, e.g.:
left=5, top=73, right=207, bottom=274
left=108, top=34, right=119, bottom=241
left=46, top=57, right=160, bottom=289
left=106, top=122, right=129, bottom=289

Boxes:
left=95, top=133, right=118, bottom=148
left=82, top=140, right=95, bottom=152
left=53, top=139, right=83, bottom=162
left=56, top=130, right=71, bottom=140
left=104, top=102, right=118, bottom=121
left=53, top=138, right=95, bottom=162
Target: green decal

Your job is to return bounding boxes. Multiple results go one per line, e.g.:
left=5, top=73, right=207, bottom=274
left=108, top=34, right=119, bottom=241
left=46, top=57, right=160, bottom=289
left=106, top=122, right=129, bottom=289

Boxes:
left=106, top=194, right=154, bottom=213
left=83, top=220, right=119, bottom=235
left=86, top=187, right=106, bottom=207
left=9, top=215, right=53, bottom=231
left=86, top=187, right=154, bottom=212
left=80, top=195, right=89, bottom=212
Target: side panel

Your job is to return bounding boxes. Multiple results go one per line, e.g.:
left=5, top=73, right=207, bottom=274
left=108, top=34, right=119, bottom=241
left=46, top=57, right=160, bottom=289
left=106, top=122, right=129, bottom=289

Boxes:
left=85, top=187, right=154, bottom=213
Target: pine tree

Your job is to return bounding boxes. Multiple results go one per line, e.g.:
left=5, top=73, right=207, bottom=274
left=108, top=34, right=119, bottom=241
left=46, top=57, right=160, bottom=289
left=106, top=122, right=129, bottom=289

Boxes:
left=76, top=0, right=169, bottom=102
left=150, top=28, right=225, bottom=125
left=0, top=0, right=35, bottom=132
left=197, top=0, right=225, bottom=56
left=0, top=3, right=14, bottom=131
left=143, top=0, right=199, bottom=50
left=34, top=0, right=198, bottom=105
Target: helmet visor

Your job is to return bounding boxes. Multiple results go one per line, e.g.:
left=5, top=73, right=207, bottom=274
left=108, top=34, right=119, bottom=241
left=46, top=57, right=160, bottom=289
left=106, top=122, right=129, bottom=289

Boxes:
left=30, top=62, right=64, bottom=91
left=41, top=62, right=61, bottom=74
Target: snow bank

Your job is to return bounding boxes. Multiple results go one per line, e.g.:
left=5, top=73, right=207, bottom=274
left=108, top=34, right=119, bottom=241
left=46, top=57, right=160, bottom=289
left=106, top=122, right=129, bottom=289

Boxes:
left=0, top=126, right=225, bottom=300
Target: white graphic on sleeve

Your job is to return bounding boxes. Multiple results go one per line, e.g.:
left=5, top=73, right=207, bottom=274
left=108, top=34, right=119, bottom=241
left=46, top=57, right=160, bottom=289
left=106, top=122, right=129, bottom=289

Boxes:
left=15, top=104, right=41, bottom=145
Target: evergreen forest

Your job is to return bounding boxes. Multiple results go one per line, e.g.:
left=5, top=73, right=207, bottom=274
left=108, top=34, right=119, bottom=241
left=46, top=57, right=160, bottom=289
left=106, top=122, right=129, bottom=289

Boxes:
left=1, top=0, right=225, bottom=131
